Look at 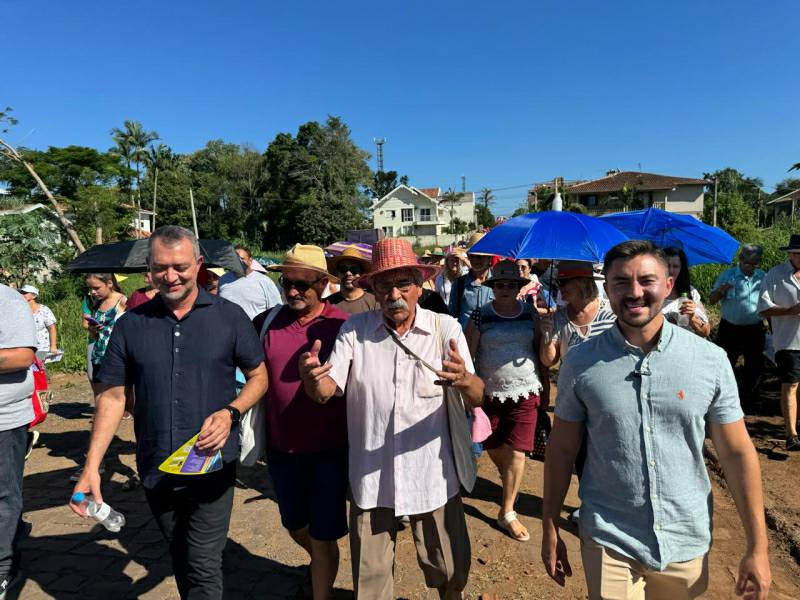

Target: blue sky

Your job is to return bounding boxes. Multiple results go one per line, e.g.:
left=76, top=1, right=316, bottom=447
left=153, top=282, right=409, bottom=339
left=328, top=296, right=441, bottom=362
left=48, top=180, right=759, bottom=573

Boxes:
left=3, top=0, right=799, bottom=216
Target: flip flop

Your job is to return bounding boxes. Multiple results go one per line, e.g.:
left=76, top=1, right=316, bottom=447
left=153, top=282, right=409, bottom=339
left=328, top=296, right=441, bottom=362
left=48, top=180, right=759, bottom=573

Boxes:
left=497, top=511, right=530, bottom=542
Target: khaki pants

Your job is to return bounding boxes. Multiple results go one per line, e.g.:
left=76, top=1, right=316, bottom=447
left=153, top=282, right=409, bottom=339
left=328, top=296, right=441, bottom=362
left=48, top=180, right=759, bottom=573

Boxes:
left=581, top=538, right=708, bottom=600
left=350, top=495, right=471, bottom=600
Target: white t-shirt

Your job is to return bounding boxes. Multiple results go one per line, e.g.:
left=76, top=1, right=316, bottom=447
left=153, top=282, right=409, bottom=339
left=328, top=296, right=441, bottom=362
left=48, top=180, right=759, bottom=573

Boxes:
left=0, top=284, right=37, bottom=429
left=220, top=271, right=282, bottom=320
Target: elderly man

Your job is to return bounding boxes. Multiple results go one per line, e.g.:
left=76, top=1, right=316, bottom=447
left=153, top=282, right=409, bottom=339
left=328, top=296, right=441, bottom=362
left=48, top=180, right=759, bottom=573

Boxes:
left=325, top=248, right=377, bottom=315
left=0, top=284, right=37, bottom=599
left=436, top=248, right=469, bottom=306
left=708, top=244, right=766, bottom=410
left=220, top=244, right=282, bottom=319
left=300, top=238, right=484, bottom=600
left=758, top=234, right=800, bottom=451
left=449, top=233, right=495, bottom=329
left=543, top=240, right=770, bottom=600
left=71, top=226, right=268, bottom=599
left=257, top=245, right=350, bottom=600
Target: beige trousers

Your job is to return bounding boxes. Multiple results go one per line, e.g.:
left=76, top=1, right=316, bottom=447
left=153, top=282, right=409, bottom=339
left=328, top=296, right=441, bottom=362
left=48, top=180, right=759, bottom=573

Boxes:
left=581, top=538, right=709, bottom=600
left=349, top=495, right=471, bottom=600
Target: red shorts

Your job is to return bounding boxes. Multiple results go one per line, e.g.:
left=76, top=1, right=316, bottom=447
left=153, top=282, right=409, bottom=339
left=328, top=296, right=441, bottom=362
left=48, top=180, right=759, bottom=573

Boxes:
left=481, top=393, right=540, bottom=452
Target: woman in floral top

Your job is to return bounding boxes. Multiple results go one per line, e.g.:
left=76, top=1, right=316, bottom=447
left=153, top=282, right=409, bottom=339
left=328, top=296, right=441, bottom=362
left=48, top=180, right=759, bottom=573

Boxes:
left=20, top=284, right=57, bottom=354
left=82, top=273, right=126, bottom=381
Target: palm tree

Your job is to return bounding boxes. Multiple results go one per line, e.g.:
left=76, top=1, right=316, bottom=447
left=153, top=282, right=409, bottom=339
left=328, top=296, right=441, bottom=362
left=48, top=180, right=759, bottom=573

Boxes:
left=144, top=144, right=174, bottom=230
left=791, top=163, right=800, bottom=172
left=479, top=187, right=494, bottom=210
left=110, top=120, right=159, bottom=236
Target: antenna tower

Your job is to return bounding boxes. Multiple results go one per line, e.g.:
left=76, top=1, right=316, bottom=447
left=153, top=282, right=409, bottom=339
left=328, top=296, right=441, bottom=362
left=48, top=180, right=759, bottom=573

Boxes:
left=374, top=138, right=386, bottom=172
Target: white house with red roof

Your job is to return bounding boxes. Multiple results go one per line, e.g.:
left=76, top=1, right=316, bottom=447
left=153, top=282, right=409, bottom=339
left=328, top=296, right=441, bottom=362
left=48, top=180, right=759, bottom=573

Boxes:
left=372, top=185, right=476, bottom=244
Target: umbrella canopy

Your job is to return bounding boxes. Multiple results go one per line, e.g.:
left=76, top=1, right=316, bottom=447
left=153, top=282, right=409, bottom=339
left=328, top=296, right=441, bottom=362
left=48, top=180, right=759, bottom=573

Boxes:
left=599, top=208, right=739, bottom=266
left=468, top=211, right=628, bottom=263
left=66, top=239, right=245, bottom=276
left=324, top=241, right=373, bottom=261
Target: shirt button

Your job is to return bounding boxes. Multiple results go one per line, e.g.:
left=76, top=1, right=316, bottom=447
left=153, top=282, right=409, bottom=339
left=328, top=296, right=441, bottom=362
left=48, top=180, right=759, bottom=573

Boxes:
left=650, top=460, right=656, bottom=467
left=175, top=332, right=180, bottom=337
left=175, top=348, right=180, bottom=353
left=655, top=525, right=661, bottom=531
left=646, top=426, right=652, bottom=432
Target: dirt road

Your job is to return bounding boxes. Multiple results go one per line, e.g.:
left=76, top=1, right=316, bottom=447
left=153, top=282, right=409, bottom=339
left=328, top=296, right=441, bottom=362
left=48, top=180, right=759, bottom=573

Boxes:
left=11, top=373, right=800, bottom=598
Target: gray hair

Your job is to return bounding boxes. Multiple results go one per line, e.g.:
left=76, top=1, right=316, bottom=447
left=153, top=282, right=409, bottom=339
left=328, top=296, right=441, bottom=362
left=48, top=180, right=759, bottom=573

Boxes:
left=740, top=244, right=763, bottom=261
left=148, top=225, right=200, bottom=259
left=573, top=277, right=599, bottom=303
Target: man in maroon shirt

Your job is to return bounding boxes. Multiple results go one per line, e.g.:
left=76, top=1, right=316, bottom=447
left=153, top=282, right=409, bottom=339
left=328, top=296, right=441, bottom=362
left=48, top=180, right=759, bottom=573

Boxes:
left=257, top=244, right=348, bottom=600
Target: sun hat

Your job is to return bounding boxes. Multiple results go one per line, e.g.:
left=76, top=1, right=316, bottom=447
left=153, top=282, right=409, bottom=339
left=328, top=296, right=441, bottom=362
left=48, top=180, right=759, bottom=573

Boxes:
left=20, top=284, right=39, bottom=297
left=430, top=247, right=445, bottom=257
left=356, top=238, right=440, bottom=289
left=466, top=232, right=493, bottom=257
left=267, top=244, right=340, bottom=283
left=780, top=234, right=800, bottom=253
left=485, top=260, right=527, bottom=284
left=556, top=260, right=604, bottom=281
left=327, top=247, right=372, bottom=274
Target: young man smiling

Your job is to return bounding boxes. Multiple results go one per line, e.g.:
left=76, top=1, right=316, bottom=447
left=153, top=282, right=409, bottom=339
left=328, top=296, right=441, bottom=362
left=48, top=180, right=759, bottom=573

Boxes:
left=542, top=240, right=770, bottom=600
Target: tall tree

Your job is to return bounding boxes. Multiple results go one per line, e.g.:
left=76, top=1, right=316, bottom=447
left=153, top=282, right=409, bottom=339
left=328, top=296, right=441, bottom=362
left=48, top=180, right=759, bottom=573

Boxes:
left=110, top=120, right=159, bottom=235
left=479, top=187, right=494, bottom=209
left=144, top=143, right=174, bottom=229
left=367, top=170, right=408, bottom=200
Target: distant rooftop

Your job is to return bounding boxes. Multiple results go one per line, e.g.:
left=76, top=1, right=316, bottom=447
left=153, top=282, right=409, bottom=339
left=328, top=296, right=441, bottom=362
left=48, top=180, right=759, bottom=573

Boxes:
left=568, top=171, right=708, bottom=194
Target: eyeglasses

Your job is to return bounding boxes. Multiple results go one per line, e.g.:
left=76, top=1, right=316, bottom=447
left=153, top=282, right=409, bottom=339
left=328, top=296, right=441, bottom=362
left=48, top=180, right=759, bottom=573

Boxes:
left=336, top=262, right=364, bottom=275
left=374, top=280, right=415, bottom=294
left=491, top=281, right=521, bottom=290
left=279, top=275, right=324, bottom=292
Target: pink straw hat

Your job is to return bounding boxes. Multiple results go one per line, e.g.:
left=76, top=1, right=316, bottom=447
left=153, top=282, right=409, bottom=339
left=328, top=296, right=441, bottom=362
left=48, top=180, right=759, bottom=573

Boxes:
left=357, top=238, right=441, bottom=289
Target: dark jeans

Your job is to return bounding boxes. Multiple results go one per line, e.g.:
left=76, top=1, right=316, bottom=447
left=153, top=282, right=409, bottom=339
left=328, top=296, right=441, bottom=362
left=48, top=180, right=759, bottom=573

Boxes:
left=716, top=319, right=765, bottom=405
left=144, top=464, right=236, bottom=600
left=0, top=425, right=27, bottom=580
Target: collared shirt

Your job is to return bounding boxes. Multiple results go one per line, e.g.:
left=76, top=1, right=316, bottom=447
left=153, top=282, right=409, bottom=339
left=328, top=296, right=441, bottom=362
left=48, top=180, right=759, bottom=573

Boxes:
left=448, top=272, right=495, bottom=329
left=555, top=321, right=743, bottom=570
left=220, top=271, right=282, bottom=320
left=328, top=307, right=475, bottom=515
left=254, top=302, right=349, bottom=453
left=97, top=288, right=264, bottom=489
left=713, top=266, right=765, bottom=326
left=758, top=261, right=800, bottom=352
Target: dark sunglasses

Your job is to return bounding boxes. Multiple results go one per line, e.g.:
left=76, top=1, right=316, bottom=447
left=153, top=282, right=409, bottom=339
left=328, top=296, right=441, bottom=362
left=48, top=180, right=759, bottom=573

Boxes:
left=491, top=281, right=521, bottom=290
left=279, top=275, right=324, bottom=292
left=336, top=262, right=364, bottom=275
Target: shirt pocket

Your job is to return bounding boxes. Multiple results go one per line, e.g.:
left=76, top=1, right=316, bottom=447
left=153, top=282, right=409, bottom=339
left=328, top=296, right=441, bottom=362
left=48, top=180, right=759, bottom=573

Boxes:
left=415, top=361, right=443, bottom=399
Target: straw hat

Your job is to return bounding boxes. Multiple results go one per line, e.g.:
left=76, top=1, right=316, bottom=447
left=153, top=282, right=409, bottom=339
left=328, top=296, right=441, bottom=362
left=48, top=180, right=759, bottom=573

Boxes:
left=327, top=247, right=372, bottom=273
left=267, top=244, right=340, bottom=283
left=485, top=259, right=527, bottom=284
left=466, top=232, right=493, bottom=256
left=357, top=238, right=441, bottom=289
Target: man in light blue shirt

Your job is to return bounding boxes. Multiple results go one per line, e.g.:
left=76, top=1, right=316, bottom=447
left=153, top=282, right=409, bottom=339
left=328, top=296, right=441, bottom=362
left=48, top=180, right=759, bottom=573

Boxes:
left=448, top=252, right=494, bottom=329
left=708, top=244, right=766, bottom=410
left=542, top=240, right=771, bottom=600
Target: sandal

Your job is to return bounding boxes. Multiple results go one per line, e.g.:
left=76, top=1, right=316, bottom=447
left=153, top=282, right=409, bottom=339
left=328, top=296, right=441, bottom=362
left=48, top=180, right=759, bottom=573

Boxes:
left=497, top=511, right=530, bottom=542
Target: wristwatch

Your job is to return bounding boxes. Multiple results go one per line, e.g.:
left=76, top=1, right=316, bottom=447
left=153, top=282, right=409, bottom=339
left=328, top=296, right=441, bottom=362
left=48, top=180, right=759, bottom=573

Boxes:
left=225, top=406, right=241, bottom=425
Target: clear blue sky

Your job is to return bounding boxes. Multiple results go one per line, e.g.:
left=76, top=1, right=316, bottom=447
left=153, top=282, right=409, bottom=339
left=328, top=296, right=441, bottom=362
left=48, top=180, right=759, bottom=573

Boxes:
left=3, top=0, right=799, bottom=216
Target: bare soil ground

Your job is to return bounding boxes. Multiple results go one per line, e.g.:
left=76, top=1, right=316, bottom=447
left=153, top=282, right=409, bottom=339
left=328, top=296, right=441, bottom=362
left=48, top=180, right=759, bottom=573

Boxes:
left=10, top=373, right=800, bottom=599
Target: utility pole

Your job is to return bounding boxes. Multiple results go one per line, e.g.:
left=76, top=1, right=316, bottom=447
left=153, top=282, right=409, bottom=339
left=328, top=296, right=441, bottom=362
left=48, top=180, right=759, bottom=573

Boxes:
left=374, top=138, right=386, bottom=172
left=712, top=177, right=718, bottom=228
left=189, top=187, right=199, bottom=238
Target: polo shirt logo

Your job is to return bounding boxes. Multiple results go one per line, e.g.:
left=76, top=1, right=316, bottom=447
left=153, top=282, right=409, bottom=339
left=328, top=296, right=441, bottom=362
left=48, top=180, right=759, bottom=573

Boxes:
left=678, top=390, right=685, bottom=400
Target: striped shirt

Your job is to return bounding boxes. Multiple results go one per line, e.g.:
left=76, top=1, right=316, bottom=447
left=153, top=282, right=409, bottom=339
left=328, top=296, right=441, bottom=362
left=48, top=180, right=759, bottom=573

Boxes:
left=552, top=299, right=617, bottom=359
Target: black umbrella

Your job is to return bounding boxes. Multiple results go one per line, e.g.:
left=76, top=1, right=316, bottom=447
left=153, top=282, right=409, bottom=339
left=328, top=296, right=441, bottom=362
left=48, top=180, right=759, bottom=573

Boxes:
left=66, top=239, right=245, bottom=277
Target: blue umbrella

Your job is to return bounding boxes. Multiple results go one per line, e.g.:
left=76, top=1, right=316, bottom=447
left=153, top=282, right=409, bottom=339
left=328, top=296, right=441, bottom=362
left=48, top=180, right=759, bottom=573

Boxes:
left=468, top=211, right=628, bottom=262
left=599, top=208, right=739, bottom=265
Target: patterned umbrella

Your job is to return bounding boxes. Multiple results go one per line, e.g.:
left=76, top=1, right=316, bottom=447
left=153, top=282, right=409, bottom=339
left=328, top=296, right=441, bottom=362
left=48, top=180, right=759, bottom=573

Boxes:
left=324, top=241, right=373, bottom=260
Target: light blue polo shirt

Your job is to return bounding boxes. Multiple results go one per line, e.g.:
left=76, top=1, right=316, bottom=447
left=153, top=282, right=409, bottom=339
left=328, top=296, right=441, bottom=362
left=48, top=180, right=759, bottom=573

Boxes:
left=712, top=266, right=765, bottom=326
left=555, top=321, right=743, bottom=570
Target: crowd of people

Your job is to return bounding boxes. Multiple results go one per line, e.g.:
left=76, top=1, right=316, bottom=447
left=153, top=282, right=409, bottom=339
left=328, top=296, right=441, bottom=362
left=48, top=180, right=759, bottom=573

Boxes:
left=6, top=222, right=800, bottom=599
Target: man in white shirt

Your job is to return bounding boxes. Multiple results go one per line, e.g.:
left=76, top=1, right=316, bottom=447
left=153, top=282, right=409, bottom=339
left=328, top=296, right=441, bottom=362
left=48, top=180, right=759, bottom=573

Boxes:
left=299, top=238, right=484, bottom=600
left=758, top=234, right=800, bottom=451
left=220, top=245, right=282, bottom=319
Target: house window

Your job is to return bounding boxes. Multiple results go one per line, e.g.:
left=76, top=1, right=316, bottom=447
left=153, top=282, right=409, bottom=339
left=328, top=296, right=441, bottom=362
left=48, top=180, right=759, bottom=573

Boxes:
left=387, top=210, right=396, bottom=220
left=419, top=208, right=431, bottom=222
left=401, top=208, right=413, bottom=222
left=584, top=195, right=597, bottom=207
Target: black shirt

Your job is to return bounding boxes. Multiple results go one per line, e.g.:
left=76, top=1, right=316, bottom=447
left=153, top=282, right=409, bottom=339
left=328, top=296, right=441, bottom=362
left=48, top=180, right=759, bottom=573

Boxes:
left=97, top=287, right=264, bottom=489
left=419, top=288, right=449, bottom=315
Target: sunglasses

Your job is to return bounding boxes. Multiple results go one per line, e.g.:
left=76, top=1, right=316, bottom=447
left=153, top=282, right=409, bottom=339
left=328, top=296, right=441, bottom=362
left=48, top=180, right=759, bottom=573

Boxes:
left=373, top=280, right=415, bottom=294
left=491, top=281, right=521, bottom=290
left=336, top=262, right=364, bottom=275
left=279, top=275, right=324, bottom=292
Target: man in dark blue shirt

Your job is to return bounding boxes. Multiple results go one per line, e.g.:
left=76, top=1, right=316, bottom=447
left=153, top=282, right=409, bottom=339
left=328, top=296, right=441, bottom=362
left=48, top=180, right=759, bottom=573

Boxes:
left=71, top=226, right=267, bottom=600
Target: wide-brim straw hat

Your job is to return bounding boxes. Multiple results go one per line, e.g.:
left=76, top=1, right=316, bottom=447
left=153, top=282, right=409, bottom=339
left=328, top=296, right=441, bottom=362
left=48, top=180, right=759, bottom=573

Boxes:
left=466, top=232, right=493, bottom=256
left=267, top=244, right=340, bottom=283
left=356, top=238, right=441, bottom=289
left=485, top=259, right=527, bottom=284
left=327, top=247, right=372, bottom=273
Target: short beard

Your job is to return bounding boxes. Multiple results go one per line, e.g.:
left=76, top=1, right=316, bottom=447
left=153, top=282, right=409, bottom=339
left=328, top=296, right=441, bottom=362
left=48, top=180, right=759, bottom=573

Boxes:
left=615, top=297, right=664, bottom=329
left=160, top=282, right=193, bottom=302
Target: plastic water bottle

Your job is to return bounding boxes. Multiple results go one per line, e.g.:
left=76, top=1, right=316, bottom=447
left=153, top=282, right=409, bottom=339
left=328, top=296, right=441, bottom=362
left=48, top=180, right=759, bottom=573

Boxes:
left=676, top=293, right=691, bottom=328
left=71, top=492, right=126, bottom=532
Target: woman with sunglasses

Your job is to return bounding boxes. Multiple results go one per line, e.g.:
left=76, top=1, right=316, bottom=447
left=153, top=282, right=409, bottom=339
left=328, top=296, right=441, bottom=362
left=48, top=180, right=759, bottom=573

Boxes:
left=464, top=259, right=546, bottom=542
left=326, top=249, right=378, bottom=315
